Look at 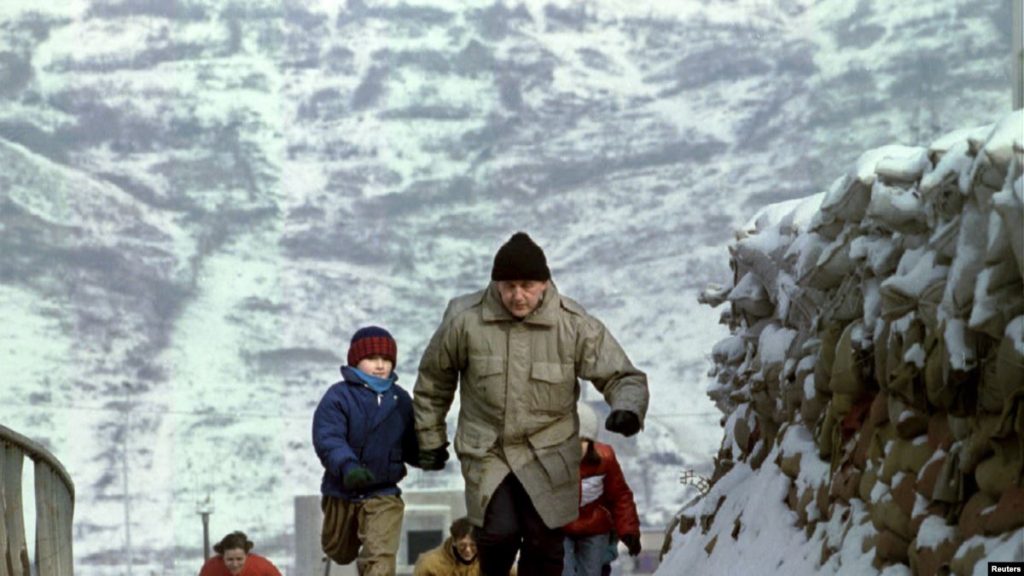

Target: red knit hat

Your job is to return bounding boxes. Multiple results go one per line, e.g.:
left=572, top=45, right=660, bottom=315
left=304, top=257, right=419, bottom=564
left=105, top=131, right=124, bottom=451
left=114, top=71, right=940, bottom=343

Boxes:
left=347, top=326, right=397, bottom=367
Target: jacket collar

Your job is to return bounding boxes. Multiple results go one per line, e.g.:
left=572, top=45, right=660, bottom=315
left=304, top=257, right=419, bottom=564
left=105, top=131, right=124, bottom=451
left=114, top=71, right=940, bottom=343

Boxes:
left=481, top=281, right=559, bottom=326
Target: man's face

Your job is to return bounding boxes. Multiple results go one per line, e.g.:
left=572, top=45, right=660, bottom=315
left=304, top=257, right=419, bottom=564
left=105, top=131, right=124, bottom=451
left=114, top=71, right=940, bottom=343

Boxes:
left=496, top=280, right=548, bottom=319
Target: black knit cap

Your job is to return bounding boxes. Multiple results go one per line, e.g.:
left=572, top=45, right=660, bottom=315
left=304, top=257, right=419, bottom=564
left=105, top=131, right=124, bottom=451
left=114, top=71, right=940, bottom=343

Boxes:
left=491, top=232, right=551, bottom=282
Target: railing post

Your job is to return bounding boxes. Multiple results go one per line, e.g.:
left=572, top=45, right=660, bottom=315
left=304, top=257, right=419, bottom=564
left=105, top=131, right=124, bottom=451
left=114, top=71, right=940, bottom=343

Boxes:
left=1014, top=0, right=1023, bottom=109
left=1, top=426, right=75, bottom=576
left=1, top=444, right=29, bottom=576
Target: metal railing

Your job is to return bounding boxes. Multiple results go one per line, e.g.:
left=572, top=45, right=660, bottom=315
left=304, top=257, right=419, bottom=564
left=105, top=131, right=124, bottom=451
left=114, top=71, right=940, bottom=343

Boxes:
left=1, top=424, right=74, bottom=576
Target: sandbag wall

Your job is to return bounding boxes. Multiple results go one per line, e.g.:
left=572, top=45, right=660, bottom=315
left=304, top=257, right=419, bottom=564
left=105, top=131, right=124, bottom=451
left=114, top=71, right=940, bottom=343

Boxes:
left=693, top=109, right=1023, bottom=575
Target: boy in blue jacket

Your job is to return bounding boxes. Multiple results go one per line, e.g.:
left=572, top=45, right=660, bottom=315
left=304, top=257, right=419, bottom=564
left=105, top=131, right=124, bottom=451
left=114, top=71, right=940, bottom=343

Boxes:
left=313, top=326, right=420, bottom=576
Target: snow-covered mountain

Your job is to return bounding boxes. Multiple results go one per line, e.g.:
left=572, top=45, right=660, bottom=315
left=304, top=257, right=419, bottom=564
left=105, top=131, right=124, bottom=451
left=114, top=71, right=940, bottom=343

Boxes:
left=0, top=0, right=1013, bottom=573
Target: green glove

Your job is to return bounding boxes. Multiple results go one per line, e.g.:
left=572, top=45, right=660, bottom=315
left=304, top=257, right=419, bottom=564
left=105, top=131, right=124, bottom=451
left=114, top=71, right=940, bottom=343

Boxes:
left=343, top=466, right=375, bottom=490
left=418, top=445, right=450, bottom=471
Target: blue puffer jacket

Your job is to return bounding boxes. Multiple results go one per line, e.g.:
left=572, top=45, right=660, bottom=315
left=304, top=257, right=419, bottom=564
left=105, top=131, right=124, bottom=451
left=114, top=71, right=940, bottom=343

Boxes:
left=312, top=366, right=419, bottom=500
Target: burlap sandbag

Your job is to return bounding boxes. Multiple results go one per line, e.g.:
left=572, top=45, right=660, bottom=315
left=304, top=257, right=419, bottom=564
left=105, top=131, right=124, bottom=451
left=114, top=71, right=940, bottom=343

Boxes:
left=815, top=322, right=844, bottom=394
left=820, top=174, right=872, bottom=223
left=871, top=499, right=912, bottom=540
left=991, top=168, right=1024, bottom=279
left=967, top=261, right=1024, bottom=340
left=888, top=394, right=928, bottom=439
left=881, top=436, right=933, bottom=483
left=829, top=321, right=867, bottom=396
left=974, top=436, right=1023, bottom=497
left=875, top=320, right=891, bottom=389
left=941, top=201, right=987, bottom=317
left=932, top=442, right=962, bottom=503
left=806, top=229, right=857, bottom=291
left=958, top=414, right=1002, bottom=474
left=728, top=271, right=774, bottom=319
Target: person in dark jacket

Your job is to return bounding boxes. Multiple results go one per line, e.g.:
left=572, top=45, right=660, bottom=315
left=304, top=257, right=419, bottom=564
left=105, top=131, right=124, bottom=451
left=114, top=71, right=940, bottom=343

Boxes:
left=561, top=403, right=641, bottom=576
left=313, top=326, right=419, bottom=576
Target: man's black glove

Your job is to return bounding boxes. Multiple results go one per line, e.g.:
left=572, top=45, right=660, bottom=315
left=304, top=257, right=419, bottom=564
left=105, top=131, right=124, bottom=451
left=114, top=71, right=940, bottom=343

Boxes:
left=418, top=444, right=450, bottom=471
left=604, top=410, right=641, bottom=437
left=621, top=533, right=642, bottom=556
left=342, top=466, right=375, bottom=490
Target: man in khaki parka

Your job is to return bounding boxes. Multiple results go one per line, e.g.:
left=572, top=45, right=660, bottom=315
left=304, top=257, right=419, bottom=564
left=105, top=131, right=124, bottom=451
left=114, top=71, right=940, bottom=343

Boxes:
left=413, top=232, right=649, bottom=576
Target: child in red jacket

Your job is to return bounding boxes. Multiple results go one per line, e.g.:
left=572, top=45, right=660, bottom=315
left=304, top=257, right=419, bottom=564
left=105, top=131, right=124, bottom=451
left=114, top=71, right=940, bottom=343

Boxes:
left=561, top=403, right=642, bottom=576
left=199, top=531, right=281, bottom=576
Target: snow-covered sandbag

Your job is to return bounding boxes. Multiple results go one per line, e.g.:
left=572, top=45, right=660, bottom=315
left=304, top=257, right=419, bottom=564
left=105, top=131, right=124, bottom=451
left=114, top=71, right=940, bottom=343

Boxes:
left=941, top=202, right=988, bottom=316
left=991, top=172, right=1024, bottom=279
left=969, top=110, right=1024, bottom=199
left=881, top=436, right=933, bottom=482
left=819, top=174, right=871, bottom=223
left=805, top=228, right=858, bottom=291
left=866, top=181, right=929, bottom=234
left=712, top=334, right=747, bottom=367
left=908, top=516, right=960, bottom=576
left=967, top=261, right=1024, bottom=340
left=927, top=123, right=992, bottom=162
left=876, top=147, right=930, bottom=184
left=821, top=274, right=864, bottom=325
left=727, top=271, right=774, bottom=319
left=879, top=248, right=948, bottom=321
left=850, top=232, right=902, bottom=277
left=926, top=214, right=960, bottom=262
left=922, top=139, right=972, bottom=224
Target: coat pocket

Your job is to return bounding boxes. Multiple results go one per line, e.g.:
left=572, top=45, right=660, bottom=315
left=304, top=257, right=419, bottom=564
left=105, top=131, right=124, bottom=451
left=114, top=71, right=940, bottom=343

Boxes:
left=529, top=361, right=576, bottom=414
left=534, top=441, right=580, bottom=488
left=468, top=355, right=506, bottom=411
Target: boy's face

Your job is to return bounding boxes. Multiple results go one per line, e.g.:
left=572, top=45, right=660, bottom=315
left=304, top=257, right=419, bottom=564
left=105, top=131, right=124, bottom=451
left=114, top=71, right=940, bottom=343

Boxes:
left=496, top=280, right=548, bottom=319
left=357, top=354, right=394, bottom=378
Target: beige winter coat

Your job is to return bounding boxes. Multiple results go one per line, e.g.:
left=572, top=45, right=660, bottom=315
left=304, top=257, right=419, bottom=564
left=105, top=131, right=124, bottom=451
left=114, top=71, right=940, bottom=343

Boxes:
left=412, top=537, right=479, bottom=576
left=414, top=282, right=649, bottom=528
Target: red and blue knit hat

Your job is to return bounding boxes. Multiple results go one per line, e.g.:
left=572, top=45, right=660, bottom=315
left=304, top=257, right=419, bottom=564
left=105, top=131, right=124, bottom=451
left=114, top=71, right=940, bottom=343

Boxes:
left=347, top=326, right=397, bottom=367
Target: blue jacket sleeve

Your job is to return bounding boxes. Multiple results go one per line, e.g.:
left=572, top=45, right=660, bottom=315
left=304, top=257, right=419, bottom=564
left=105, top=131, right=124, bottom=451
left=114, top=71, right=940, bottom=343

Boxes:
left=401, top=396, right=421, bottom=468
left=312, top=387, right=359, bottom=478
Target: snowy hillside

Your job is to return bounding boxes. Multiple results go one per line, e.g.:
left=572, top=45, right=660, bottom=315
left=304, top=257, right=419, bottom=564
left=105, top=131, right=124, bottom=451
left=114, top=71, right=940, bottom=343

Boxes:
left=0, top=0, right=1013, bottom=573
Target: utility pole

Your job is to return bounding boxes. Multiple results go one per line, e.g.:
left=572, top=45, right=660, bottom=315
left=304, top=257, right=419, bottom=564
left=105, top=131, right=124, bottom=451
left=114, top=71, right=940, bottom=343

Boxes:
left=1014, top=0, right=1023, bottom=109
left=122, top=383, right=134, bottom=576
left=198, top=493, right=214, bottom=561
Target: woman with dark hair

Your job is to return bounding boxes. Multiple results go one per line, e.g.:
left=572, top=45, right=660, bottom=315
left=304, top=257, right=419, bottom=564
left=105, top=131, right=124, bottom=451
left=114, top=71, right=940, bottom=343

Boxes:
left=199, top=531, right=282, bottom=576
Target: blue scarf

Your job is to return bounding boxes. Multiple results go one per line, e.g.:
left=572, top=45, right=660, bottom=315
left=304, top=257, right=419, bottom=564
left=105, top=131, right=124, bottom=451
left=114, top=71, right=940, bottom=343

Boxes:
left=351, top=368, right=396, bottom=394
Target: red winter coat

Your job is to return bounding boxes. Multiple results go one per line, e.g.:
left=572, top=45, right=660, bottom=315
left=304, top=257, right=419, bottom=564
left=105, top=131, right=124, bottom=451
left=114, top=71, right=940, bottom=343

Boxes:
left=562, top=442, right=640, bottom=538
left=199, top=554, right=281, bottom=576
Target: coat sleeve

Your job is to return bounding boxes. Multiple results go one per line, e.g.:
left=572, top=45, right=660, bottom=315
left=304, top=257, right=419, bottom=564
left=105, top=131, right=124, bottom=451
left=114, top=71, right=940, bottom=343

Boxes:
left=575, top=314, right=650, bottom=424
left=312, top=388, right=359, bottom=478
left=413, top=301, right=465, bottom=450
left=601, top=448, right=641, bottom=537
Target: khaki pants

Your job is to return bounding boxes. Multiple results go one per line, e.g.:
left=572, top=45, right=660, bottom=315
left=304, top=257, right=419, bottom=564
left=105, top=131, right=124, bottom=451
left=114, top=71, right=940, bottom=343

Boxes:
left=322, top=495, right=405, bottom=576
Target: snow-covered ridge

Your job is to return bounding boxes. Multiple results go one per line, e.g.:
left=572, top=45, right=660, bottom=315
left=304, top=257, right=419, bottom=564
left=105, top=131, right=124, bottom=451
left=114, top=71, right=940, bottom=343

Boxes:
left=665, top=109, right=1023, bottom=575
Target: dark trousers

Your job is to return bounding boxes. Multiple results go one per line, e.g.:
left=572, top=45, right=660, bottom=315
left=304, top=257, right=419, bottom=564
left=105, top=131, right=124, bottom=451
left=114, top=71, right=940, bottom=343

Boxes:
left=477, top=474, right=565, bottom=576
